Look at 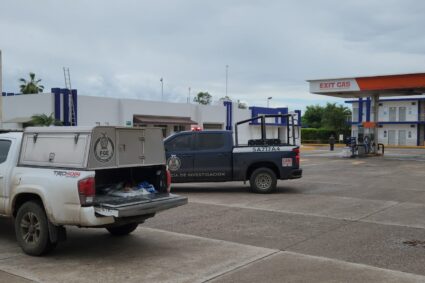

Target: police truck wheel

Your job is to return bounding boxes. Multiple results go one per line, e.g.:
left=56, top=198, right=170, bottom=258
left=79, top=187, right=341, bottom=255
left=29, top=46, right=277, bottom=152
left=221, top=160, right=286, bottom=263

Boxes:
left=106, top=223, right=139, bottom=236
left=15, top=201, right=55, bottom=256
left=249, top=168, right=277, bottom=194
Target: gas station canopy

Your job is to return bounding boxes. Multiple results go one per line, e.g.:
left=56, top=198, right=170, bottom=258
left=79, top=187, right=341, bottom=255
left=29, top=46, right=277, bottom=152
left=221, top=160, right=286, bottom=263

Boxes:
left=307, top=72, right=425, bottom=154
left=307, top=73, right=425, bottom=98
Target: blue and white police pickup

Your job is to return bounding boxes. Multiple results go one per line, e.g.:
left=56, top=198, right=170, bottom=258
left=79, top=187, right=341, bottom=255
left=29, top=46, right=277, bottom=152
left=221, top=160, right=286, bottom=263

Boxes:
left=164, top=114, right=302, bottom=193
left=0, top=126, right=187, bottom=256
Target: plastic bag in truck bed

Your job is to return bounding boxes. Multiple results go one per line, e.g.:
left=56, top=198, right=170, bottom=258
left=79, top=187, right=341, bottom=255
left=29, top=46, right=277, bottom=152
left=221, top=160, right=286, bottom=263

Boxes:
left=99, top=181, right=158, bottom=198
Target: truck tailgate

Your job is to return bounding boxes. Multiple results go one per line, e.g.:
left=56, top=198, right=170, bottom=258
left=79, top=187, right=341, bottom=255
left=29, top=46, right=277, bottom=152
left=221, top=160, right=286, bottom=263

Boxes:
left=94, top=193, right=187, bottom=217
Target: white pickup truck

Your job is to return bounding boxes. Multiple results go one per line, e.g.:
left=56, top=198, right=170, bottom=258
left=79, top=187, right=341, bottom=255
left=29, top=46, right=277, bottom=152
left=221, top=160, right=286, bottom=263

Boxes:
left=0, top=126, right=187, bottom=256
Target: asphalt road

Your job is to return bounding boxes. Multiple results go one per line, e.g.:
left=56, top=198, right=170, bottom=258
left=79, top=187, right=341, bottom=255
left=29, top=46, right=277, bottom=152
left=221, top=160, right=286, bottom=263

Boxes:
left=1, top=147, right=425, bottom=282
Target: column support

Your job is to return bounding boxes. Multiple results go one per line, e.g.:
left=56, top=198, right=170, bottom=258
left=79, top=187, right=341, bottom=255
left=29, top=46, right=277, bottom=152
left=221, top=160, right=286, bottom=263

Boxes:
left=372, top=94, right=380, bottom=153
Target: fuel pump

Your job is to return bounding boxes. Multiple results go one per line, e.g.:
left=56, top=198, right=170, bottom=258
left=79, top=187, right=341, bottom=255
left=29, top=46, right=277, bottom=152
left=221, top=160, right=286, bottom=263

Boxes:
left=348, top=122, right=384, bottom=157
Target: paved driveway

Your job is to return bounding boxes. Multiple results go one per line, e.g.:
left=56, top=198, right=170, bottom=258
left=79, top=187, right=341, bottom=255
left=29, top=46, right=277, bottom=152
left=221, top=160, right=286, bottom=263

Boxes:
left=1, top=148, right=425, bottom=282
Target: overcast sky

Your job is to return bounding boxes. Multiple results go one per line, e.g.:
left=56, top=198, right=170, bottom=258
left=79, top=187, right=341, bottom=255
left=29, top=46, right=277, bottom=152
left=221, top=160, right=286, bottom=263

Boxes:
left=2, top=0, right=425, bottom=110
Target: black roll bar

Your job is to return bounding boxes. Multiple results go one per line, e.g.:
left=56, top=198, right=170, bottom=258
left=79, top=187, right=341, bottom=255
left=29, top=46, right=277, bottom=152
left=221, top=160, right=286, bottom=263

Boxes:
left=234, top=114, right=296, bottom=146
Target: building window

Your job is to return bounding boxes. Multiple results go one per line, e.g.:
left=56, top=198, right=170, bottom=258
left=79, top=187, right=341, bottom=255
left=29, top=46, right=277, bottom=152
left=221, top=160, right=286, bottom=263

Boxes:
left=173, top=125, right=186, bottom=132
left=203, top=123, right=223, bottom=130
left=399, top=107, right=406, bottom=122
left=389, top=107, right=397, bottom=122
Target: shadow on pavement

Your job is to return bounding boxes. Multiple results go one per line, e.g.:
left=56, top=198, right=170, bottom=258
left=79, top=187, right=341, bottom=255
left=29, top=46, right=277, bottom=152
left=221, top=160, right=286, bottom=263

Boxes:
left=0, top=217, right=16, bottom=242
left=170, top=183, right=300, bottom=194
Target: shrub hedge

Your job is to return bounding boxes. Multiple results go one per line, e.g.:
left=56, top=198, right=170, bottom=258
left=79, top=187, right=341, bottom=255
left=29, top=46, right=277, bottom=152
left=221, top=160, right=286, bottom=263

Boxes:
left=301, top=128, right=350, bottom=144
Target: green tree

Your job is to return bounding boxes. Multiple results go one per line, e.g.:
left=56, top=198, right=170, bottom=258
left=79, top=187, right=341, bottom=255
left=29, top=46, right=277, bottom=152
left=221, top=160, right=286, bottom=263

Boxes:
left=193, top=92, right=212, bottom=105
left=29, top=113, right=63, bottom=126
left=302, top=105, right=324, bottom=128
left=19, top=72, right=45, bottom=94
left=302, top=103, right=352, bottom=131
left=321, top=103, right=351, bottom=132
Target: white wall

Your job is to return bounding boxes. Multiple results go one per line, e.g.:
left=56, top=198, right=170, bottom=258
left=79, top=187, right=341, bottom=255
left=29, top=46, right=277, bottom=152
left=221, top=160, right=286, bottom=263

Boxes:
left=196, top=104, right=226, bottom=125
left=351, top=124, right=417, bottom=146
left=1, top=93, right=301, bottom=145
left=379, top=101, right=418, bottom=122
left=78, top=96, right=120, bottom=126
left=2, top=93, right=54, bottom=129
left=232, top=105, right=251, bottom=144
left=351, top=100, right=418, bottom=123
left=378, top=124, right=417, bottom=146
left=349, top=99, right=421, bottom=146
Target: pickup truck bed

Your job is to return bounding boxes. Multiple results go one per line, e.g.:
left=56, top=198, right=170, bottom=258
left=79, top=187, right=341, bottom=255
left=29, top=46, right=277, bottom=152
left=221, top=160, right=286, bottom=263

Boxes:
left=0, top=126, right=187, bottom=256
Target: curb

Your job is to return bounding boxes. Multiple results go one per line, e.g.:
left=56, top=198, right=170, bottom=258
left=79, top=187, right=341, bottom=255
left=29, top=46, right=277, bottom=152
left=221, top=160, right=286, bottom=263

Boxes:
left=302, top=144, right=425, bottom=149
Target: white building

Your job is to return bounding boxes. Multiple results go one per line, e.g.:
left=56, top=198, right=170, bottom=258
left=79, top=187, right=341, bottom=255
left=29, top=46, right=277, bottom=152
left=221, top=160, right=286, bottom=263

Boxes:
left=346, top=97, right=425, bottom=146
left=1, top=88, right=301, bottom=145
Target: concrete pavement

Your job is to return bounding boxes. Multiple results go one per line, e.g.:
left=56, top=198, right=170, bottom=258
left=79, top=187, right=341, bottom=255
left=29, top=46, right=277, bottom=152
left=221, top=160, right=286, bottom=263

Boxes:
left=1, top=147, right=425, bottom=282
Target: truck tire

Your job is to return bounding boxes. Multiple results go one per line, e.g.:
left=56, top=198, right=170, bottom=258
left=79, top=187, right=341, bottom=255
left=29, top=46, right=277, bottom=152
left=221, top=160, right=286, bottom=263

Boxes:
left=15, top=201, right=56, bottom=256
left=106, top=223, right=139, bottom=236
left=249, top=168, right=277, bottom=194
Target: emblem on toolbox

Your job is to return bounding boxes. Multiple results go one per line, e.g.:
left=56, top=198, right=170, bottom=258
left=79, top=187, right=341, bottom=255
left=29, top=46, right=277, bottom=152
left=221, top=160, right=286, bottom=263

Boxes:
left=94, top=133, right=115, bottom=162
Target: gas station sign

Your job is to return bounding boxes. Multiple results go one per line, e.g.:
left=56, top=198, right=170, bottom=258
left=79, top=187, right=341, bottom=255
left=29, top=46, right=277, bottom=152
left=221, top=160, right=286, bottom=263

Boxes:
left=309, top=78, right=360, bottom=93
left=362, top=122, right=376, bottom=128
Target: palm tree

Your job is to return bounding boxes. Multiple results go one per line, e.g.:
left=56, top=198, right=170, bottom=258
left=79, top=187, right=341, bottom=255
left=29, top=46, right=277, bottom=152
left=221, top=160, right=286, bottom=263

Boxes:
left=29, top=113, right=63, bottom=126
left=19, top=72, right=45, bottom=94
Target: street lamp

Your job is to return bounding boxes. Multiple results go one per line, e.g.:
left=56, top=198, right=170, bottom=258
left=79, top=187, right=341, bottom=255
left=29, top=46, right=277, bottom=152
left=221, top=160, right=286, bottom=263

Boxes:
left=160, top=77, right=164, bottom=101
left=267, top=97, right=272, bottom=108
left=0, top=50, right=3, bottom=124
left=225, top=65, right=229, bottom=97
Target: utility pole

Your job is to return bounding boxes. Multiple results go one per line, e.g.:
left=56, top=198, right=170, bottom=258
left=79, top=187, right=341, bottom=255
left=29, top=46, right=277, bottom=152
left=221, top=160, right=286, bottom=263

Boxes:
left=160, top=77, right=164, bottom=101
left=225, top=65, right=229, bottom=97
left=188, top=87, right=191, bottom=103
left=267, top=96, right=272, bottom=108
left=0, top=50, right=3, bottom=125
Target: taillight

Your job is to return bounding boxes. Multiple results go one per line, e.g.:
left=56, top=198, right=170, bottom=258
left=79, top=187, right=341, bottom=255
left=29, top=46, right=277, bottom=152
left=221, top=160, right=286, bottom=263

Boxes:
left=293, top=148, right=300, bottom=166
left=166, top=170, right=172, bottom=193
left=78, top=176, right=95, bottom=206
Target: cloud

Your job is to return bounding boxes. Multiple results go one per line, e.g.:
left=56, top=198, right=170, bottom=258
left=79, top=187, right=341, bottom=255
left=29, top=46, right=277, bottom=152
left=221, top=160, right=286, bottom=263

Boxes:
left=1, top=0, right=425, bottom=111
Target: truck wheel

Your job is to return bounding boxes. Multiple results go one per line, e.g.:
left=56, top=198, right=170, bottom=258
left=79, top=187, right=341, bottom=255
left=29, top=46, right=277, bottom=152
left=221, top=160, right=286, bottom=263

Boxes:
left=249, top=168, right=277, bottom=194
left=106, top=223, right=139, bottom=236
left=15, top=201, right=56, bottom=256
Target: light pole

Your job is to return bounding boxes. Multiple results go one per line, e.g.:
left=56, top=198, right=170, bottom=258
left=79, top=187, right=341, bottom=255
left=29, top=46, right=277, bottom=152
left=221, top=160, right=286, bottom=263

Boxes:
left=0, top=49, right=3, bottom=125
left=188, top=87, right=191, bottom=103
left=267, top=96, right=272, bottom=108
left=225, top=65, right=229, bottom=97
left=160, top=77, right=163, bottom=101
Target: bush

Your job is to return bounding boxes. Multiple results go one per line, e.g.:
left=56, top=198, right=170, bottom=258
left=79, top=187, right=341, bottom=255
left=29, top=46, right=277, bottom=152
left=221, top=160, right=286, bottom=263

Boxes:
left=301, top=128, right=335, bottom=144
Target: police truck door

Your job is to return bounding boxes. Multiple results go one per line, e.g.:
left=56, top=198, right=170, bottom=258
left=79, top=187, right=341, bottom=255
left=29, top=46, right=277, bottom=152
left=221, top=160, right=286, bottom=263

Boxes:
left=192, top=132, right=232, bottom=182
left=165, top=132, right=195, bottom=182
